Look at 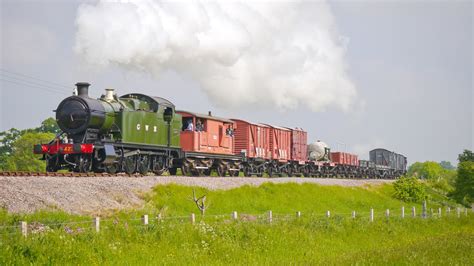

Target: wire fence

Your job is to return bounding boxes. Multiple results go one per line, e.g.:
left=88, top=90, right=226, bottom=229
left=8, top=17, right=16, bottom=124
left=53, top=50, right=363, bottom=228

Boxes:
left=0, top=205, right=471, bottom=238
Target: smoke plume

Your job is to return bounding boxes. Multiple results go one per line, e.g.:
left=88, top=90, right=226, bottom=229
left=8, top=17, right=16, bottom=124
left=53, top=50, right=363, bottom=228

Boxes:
left=75, top=0, right=356, bottom=111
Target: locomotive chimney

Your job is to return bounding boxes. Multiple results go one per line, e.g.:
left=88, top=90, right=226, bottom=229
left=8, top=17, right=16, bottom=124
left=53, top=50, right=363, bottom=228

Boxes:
left=208, top=111, right=212, bottom=116
left=75, top=82, right=90, bottom=97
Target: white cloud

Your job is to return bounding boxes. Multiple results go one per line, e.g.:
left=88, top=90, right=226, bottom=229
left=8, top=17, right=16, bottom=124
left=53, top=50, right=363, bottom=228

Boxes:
left=75, top=0, right=357, bottom=112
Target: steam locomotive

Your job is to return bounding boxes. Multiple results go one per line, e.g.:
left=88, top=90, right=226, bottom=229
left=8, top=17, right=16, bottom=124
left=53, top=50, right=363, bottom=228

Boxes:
left=34, top=82, right=407, bottom=178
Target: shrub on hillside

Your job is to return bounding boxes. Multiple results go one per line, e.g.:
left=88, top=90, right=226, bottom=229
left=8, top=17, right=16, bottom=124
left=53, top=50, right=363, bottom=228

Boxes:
left=393, top=176, right=427, bottom=202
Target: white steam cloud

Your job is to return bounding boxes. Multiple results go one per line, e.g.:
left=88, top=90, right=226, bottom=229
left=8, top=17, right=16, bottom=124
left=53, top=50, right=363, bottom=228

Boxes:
left=75, top=0, right=356, bottom=111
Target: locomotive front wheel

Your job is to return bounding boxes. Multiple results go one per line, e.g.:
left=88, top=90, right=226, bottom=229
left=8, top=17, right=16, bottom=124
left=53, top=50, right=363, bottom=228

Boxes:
left=79, top=156, right=92, bottom=173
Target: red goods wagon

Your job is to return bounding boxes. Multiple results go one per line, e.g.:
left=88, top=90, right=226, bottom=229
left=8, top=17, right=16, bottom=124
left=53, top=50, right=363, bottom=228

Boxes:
left=285, top=127, right=308, bottom=163
left=331, top=152, right=359, bottom=166
left=231, top=119, right=271, bottom=160
left=263, top=124, right=291, bottom=162
left=177, top=111, right=235, bottom=155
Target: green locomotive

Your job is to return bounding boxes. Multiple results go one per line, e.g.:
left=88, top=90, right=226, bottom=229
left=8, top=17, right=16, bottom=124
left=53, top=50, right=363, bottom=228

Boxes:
left=35, top=82, right=182, bottom=174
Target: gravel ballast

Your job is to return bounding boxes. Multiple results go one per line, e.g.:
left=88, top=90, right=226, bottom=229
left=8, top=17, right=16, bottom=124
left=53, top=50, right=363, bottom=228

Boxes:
left=0, top=176, right=393, bottom=214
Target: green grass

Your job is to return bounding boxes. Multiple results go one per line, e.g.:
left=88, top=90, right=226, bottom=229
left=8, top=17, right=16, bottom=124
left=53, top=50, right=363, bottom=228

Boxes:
left=140, top=183, right=451, bottom=217
left=0, top=183, right=472, bottom=265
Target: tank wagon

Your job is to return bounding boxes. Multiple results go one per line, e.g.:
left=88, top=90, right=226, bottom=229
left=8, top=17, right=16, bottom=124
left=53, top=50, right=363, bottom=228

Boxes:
left=34, top=83, right=407, bottom=179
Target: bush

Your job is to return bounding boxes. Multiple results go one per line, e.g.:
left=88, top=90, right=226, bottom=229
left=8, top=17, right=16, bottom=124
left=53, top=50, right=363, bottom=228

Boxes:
left=393, top=176, right=427, bottom=202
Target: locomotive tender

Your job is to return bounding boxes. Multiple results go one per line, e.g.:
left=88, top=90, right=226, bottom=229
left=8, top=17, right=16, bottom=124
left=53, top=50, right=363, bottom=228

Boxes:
left=34, top=83, right=407, bottom=179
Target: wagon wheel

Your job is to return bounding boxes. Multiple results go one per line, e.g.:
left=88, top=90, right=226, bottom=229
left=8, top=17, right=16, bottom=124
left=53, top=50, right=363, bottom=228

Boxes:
left=106, top=164, right=119, bottom=174
left=217, top=165, right=226, bottom=177
left=287, top=167, right=293, bottom=177
left=243, top=166, right=251, bottom=177
left=138, top=156, right=150, bottom=175
left=233, top=170, right=240, bottom=177
left=203, top=169, right=212, bottom=176
left=123, top=156, right=137, bottom=175
left=302, top=168, right=310, bottom=177
left=267, top=167, right=274, bottom=178
left=228, top=168, right=239, bottom=177
left=192, top=169, right=203, bottom=177
left=181, top=162, right=191, bottom=176
left=168, top=167, right=177, bottom=176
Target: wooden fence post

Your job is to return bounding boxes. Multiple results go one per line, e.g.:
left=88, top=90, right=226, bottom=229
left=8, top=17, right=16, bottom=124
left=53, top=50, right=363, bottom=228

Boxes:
left=438, top=208, right=441, bottom=217
left=447, top=207, right=451, bottom=214
left=20, top=221, right=27, bottom=237
left=142, top=214, right=149, bottom=225
left=385, top=209, right=390, bottom=218
left=352, top=211, right=356, bottom=219
left=456, top=207, right=460, bottom=218
left=94, top=217, right=100, bottom=233
left=190, top=213, right=196, bottom=224
left=296, top=211, right=301, bottom=218
left=268, top=210, right=273, bottom=223
left=430, top=208, right=433, bottom=217
left=370, top=209, right=374, bottom=222
left=401, top=206, right=405, bottom=218
left=326, top=211, right=330, bottom=218
left=422, top=201, right=427, bottom=219
left=412, top=206, right=416, bottom=218
left=465, top=208, right=468, bottom=216
left=232, top=211, right=238, bottom=220
left=157, top=213, right=162, bottom=221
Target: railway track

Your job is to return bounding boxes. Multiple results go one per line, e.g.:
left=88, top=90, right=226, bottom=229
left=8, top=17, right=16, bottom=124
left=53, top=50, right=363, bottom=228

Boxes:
left=0, top=171, right=145, bottom=177
left=0, top=171, right=396, bottom=180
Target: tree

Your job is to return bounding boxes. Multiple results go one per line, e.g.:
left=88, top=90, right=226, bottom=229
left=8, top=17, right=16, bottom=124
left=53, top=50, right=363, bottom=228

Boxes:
left=36, top=117, right=60, bottom=134
left=407, top=161, right=456, bottom=193
left=0, top=128, right=23, bottom=170
left=4, top=132, right=55, bottom=171
left=439, top=161, right=455, bottom=170
left=0, top=118, right=59, bottom=171
left=458, top=150, right=474, bottom=163
left=0, top=128, right=23, bottom=155
left=451, top=150, right=474, bottom=206
left=408, top=161, right=444, bottom=179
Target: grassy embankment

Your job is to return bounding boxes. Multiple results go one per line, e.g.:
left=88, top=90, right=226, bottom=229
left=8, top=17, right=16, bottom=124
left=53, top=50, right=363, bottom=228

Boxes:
left=1, top=183, right=472, bottom=265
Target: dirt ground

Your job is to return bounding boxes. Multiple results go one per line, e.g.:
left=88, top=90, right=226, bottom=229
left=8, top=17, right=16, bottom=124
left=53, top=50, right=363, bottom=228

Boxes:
left=0, top=176, right=393, bottom=214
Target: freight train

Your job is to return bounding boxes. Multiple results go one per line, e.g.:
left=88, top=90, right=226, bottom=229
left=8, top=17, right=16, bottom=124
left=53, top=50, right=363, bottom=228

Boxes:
left=34, top=83, right=407, bottom=179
